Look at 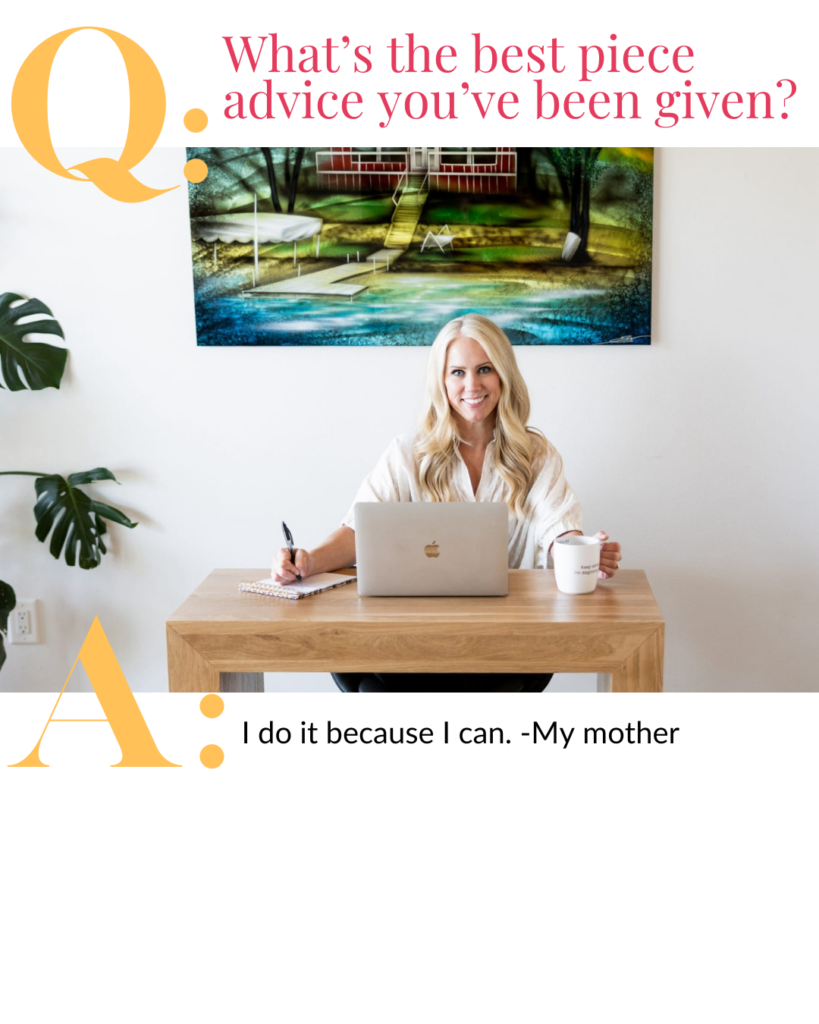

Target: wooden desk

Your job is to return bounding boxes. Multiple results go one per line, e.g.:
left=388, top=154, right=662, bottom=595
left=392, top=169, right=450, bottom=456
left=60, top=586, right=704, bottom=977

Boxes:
left=166, top=569, right=664, bottom=693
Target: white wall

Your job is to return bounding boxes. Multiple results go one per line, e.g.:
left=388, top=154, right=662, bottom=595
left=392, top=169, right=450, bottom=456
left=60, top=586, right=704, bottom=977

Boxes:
left=1, top=147, right=817, bottom=693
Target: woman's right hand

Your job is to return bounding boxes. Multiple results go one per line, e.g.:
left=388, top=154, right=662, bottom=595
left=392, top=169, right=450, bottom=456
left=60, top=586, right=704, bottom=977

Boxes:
left=272, top=547, right=313, bottom=584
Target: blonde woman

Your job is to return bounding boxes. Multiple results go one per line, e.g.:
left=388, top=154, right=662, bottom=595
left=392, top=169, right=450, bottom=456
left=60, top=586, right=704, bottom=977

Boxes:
left=273, top=314, right=622, bottom=692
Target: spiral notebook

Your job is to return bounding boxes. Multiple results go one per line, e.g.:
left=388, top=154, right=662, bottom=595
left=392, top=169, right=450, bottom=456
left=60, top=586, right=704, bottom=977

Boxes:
left=239, top=573, right=356, bottom=601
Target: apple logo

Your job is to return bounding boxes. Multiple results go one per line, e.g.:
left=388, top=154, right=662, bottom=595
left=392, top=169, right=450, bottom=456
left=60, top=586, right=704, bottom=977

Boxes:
left=424, top=540, right=440, bottom=558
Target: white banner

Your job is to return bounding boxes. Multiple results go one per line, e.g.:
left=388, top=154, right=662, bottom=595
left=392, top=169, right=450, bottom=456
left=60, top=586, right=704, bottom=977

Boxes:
left=2, top=692, right=818, bottom=1021
left=0, top=0, right=815, bottom=148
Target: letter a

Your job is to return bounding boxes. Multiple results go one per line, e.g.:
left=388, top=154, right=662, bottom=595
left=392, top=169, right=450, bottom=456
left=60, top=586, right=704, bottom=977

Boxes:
left=10, top=617, right=179, bottom=767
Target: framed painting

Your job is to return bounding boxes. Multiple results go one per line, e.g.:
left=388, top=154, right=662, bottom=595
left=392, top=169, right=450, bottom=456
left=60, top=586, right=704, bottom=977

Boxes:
left=187, top=146, right=653, bottom=346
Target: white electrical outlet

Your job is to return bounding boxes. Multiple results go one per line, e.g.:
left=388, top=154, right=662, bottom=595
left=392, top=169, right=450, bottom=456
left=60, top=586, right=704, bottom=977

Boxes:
left=10, top=599, right=40, bottom=644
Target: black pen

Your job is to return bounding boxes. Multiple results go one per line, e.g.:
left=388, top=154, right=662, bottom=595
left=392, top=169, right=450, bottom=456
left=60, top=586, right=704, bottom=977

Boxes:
left=281, top=521, right=302, bottom=581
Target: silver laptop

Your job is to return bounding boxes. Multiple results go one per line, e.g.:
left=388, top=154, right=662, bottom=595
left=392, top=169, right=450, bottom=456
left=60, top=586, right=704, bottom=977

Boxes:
left=355, top=502, right=509, bottom=597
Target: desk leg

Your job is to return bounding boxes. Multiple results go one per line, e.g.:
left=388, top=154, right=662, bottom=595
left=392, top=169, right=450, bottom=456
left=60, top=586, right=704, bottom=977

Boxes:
left=168, top=627, right=265, bottom=692
left=597, top=673, right=612, bottom=693
left=220, top=673, right=264, bottom=693
left=167, top=626, right=219, bottom=692
left=611, top=627, right=664, bottom=693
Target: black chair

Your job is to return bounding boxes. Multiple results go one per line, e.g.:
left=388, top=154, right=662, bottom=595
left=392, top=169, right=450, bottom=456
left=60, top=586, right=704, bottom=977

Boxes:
left=332, top=672, right=553, bottom=693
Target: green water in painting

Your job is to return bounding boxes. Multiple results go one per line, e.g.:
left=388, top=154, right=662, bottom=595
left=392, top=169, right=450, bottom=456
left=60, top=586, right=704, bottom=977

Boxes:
left=195, top=273, right=651, bottom=347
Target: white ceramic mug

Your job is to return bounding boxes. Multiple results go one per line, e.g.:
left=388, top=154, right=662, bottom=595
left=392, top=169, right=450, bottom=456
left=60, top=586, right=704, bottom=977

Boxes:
left=553, top=535, right=601, bottom=594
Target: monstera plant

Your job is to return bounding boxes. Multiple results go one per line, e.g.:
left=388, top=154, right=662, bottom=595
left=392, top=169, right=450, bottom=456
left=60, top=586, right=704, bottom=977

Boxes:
left=0, top=580, right=15, bottom=672
left=1, top=292, right=138, bottom=671
left=0, top=468, right=137, bottom=568
left=0, top=291, right=67, bottom=390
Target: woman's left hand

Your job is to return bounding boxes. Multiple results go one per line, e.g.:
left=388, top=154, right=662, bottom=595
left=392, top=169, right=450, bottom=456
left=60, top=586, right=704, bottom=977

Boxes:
left=595, top=531, right=622, bottom=578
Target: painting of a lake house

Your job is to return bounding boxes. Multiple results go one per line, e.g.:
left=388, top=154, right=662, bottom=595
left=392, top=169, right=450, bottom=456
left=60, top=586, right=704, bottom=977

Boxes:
left=187, top=146, right=654, bottom=346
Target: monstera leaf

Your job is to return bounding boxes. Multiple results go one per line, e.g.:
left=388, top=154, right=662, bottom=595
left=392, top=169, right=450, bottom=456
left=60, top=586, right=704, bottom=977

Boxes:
left=31, top=468, right=138, bottom=568
left=0, top=292, right=67, bottom=390
left=0, top=468, right=137, bottom=569
left=0, top=580, right=16, bottom=672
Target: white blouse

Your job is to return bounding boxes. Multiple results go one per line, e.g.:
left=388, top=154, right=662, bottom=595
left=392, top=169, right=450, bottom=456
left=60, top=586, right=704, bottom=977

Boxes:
left=342, top=432, right=583, bottom=569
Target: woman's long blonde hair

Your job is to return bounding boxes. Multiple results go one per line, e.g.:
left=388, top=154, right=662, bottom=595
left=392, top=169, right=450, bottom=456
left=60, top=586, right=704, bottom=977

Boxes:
left=414, top=314, right=546, bottom=518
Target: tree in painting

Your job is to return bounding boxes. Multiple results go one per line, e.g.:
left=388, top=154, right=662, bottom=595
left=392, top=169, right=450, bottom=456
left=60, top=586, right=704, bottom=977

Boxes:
left=261, top=147, right=306, bottom=214
left=547, top=147, right=603, bottom=263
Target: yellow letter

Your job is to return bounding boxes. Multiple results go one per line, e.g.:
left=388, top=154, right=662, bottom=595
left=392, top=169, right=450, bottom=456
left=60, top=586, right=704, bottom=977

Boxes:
left=10, top=618, right=179, bottom=767
left=11, top=26, right=176, bottom=203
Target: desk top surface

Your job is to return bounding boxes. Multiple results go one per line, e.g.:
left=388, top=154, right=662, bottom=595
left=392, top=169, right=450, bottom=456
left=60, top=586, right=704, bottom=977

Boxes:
left=168, top=569, right=663, bottom=629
